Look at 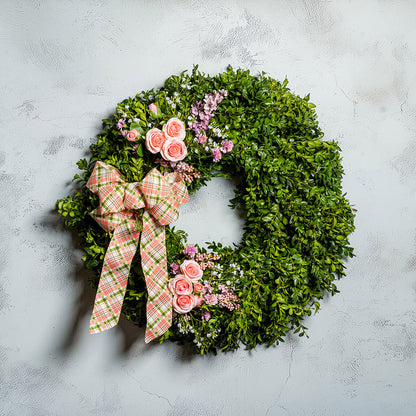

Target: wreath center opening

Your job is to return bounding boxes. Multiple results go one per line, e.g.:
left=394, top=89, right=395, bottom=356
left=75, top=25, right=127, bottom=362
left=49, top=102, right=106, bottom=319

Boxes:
left=174, top=175, right=245, bottom=248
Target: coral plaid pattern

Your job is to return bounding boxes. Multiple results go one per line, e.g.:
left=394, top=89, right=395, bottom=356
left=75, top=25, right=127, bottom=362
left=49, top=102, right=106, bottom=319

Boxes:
left=86, top=161, right=188, bottom=342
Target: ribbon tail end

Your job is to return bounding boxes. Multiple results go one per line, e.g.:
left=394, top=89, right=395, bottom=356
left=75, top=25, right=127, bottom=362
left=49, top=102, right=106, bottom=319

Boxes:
left=89, top=318, right=118, bottom=334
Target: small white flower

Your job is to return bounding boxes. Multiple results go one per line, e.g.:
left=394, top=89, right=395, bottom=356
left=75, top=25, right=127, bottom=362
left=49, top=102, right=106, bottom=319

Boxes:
left=207, top=333, right=212, bottom=338
left=204, top=146, right=209, bottom=151
left=147, top=123, right=152, bottom=127
left=122, top=113, right=127, bottom=117
left=226, top=281, right=231, bottom=285
left=193, top=339, right=197, bottom=343
left=128, top=119, right=132, bottom=123
left=174, top=92, right=179, bottom=97
left=225, top=125, right=229, bottom=130
left=190, top=329, right=194, bottom=333
left=125, top=105, right=129, bottom=109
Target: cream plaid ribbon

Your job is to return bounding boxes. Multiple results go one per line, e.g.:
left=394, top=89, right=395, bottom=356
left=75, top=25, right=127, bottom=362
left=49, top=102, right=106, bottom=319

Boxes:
left=86, top=161, right=189, bottom=342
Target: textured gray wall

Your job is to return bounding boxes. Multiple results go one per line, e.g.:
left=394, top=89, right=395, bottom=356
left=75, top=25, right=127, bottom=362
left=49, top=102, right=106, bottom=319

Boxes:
left=1, top=1, right=415, bottom=415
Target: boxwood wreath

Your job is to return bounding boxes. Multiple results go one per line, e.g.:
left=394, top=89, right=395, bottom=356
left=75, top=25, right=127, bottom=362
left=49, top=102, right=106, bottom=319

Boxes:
left=57, top=66, right=355, bottom=354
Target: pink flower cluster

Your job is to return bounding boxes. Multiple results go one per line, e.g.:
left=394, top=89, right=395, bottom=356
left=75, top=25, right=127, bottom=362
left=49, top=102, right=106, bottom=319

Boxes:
left=175, top=162, right=202, bottom=183
left=182, top=245, right=221, bottom=269
left=212, top=139, right=234, bottom=163
left=146, top=115, right=188, bottom=162
left=168, top=260, right=204, bottom=314
left=189, top=90, right=227, bottom=140
left=183, top=244, right=198, bottom=258
left=201, top=282, right=240, bottom=311
left=116, top=118, right=129, bottom=138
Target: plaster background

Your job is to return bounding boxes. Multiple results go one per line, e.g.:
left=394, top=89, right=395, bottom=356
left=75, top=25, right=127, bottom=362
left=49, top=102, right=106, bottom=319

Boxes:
left=1, top=1, right=415, bottom=415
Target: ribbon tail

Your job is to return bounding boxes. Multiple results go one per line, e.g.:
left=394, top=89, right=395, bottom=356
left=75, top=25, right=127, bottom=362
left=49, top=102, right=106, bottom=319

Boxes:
left=140, top=212, right=172, bottom=343
left=89, top=221, right=141, bottom=334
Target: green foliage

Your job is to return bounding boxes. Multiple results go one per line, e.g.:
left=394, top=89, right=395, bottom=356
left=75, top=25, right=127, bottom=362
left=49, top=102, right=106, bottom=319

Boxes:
left=57, top=66, right=356, bottom=354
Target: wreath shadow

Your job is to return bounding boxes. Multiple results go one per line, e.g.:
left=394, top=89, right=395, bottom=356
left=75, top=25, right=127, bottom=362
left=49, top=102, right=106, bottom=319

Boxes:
left=56, top=224, right=147, bottom=356
left=47, top=209, right=203, bottom=359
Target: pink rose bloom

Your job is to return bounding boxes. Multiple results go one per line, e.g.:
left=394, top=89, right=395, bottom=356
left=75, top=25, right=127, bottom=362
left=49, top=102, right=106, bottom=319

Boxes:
left=193, top=282, right=204, bottom=293
left=160, top=137, right=188, bottom=162
left=163, top=117, right=186, bottom=140
left=204, top=294, right=218, bottom=306
left=173, top=294, right=195, bottom=314
left=180, top=259, right=203, bottom=281
left=193, top=295, right=204, bottom=308
left=146, top=128, right=166, bottom=153
left=126, top=129, right=139, bottom=142
left=148, top=103, right=158, bottom=115
left=168, top=274, right=193, bottom=295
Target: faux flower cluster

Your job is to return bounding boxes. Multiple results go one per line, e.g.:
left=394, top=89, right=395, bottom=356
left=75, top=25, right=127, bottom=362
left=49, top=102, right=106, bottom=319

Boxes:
left=189, top=89, right=227, bottom=141
left=188, top=90, right=234, bottom=162
left=145, top=116, right=188, bottom=162
left=168, top=260, right=204, bottom=314
left=169, top=245, right=240, bottom=321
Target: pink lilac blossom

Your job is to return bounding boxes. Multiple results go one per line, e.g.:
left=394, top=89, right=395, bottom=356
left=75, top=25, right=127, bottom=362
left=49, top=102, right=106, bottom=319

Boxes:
left=204, top=294, right=218, bottom=305
left=221, top=140, right=234, bottom=153
left=117, top=119, right=125, bottom=129
left=212, top=148, right=222, bottom=162
left=202, top=310, right=211, bottom=321
left=183, top=244, right=198, bottom=258
left=189, top=90, right=227, bottom=142
left=120, top=130, right=128, bottom=137
left=218, top=284, right=234, bottom=295
left=170, top=263, right=180, bottom=275
left=203, top=281, right=214, bottom=294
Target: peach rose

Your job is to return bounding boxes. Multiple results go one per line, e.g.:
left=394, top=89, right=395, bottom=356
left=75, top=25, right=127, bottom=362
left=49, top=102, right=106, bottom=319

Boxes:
left=193, top=282, right=204, bottom=293
left=180, top=259, right=203, bottom=281
left=148, top=103, right=158, bottom=115
left=160, top=137, right=187, bottom=162
left=126, top=129, right=139, bottom=142
left=163, top=117, right=186, bottom=140
left=168, top=274, right=192, bottom=296
left=173, top=294, right=195, bottom=314
left=145, top=128, right=166, bottom=154
left=193, top=295, right=204, bottom=308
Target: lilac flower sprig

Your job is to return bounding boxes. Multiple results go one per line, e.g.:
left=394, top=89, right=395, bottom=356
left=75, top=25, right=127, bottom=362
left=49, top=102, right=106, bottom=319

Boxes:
left=188, top=89, right=227, bottom=140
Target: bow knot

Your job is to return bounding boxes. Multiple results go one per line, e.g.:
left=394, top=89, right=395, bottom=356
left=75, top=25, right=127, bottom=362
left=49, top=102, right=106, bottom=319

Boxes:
left=86, top=161, right=189, bottom=342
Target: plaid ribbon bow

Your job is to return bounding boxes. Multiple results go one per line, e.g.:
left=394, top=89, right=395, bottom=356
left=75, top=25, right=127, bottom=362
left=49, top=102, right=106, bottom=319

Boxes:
left=86, top=161, right=189, bottom=343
